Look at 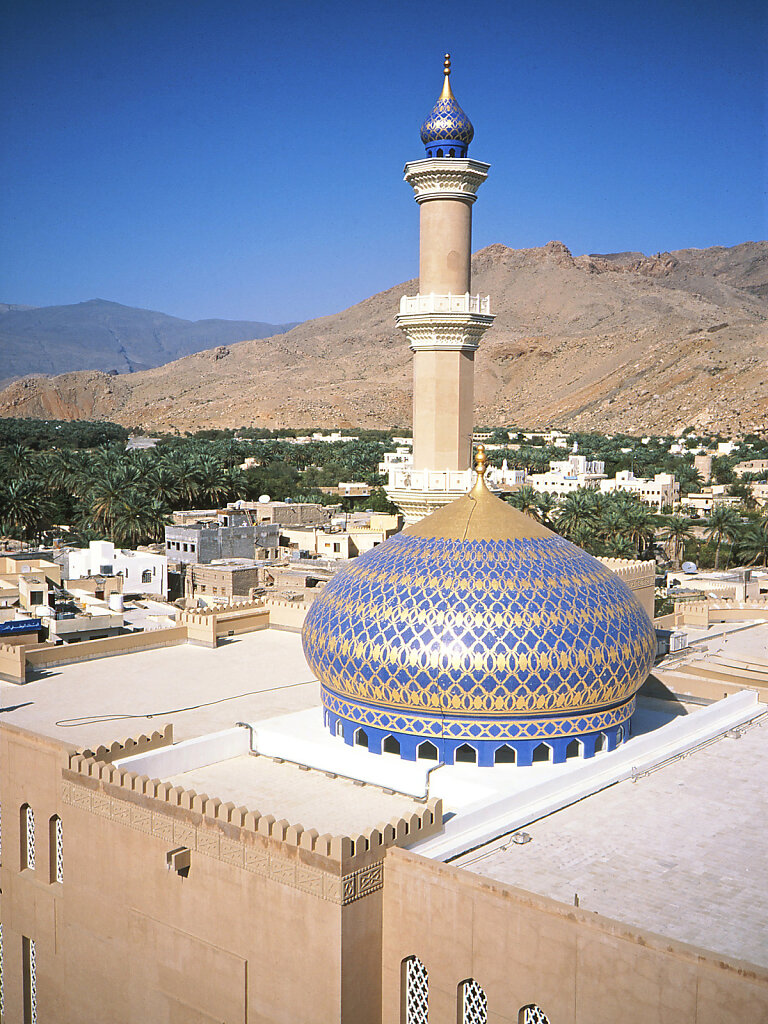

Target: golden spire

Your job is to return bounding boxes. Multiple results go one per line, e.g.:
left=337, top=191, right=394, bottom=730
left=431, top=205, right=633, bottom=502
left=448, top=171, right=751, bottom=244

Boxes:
left=440, top=53, right=455, bottom=100
left=470, top=443, right=489, bottom=497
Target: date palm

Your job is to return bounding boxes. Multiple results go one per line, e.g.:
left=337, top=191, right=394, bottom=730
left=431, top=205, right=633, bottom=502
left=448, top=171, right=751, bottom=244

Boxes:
left=660, top=515, right=693, bottom=567
left=705, top=506, right=741, bottom=570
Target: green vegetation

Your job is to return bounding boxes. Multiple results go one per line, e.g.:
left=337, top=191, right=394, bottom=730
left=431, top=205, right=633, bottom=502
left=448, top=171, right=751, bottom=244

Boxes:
left=0, top=425, right=399, bottom=548
left=1, top=419, right=767, bottom=567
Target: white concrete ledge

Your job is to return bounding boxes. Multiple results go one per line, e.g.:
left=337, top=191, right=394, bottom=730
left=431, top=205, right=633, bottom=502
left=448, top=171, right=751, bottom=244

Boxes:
left=412, top=691, right=765, bottom=861
left=114, top=727, right=250, bottom=777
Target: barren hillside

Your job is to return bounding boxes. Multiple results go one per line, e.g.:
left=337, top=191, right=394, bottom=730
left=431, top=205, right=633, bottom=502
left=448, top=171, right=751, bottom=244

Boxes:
left=1, top=241, right=765, bottom=435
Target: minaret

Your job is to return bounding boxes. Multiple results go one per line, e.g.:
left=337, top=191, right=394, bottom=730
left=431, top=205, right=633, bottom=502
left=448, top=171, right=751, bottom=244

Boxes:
left=387, top=55, right=495, bottom=523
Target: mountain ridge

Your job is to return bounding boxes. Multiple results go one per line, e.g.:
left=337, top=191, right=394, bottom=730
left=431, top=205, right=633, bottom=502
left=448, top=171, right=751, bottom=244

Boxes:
left=1, top=241, right=765, bottom=435
left=0, top=297, right=299, bottom=385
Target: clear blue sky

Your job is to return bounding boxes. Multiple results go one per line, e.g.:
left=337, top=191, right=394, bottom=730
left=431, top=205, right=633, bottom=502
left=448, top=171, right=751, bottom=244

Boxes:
left=1, top=0, right=765, bottom=323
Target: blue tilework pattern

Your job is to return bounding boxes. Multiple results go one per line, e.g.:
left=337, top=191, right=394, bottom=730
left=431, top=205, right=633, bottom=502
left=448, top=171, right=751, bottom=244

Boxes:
left=420, top=97, right=475, bottom=146
left=302, top=532, right=656, bottom=747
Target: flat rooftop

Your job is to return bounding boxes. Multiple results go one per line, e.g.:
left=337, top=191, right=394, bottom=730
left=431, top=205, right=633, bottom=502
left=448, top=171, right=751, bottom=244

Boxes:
left=0, top=631, right=319, bottom=748
left=453, top=714, right=768, bottom=968
left=166, top=753, right=423, bottom=835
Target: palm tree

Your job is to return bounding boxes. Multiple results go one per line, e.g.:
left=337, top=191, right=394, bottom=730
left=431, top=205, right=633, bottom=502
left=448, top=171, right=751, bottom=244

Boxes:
left=0, top=444, right=35, bottom=480
left=0, top=479, right=54, bottom=542
left=506, top=486, right=540, bottom=518
left=660, top=515, right=694, bottom=567
left=705, top=506, right=741, bottom=570
left=535, top=491, right=557, bottom=527
left=554, top=489, right=601, bottom=544
left=624, top=504, right=655, bottom=556
left=737, top=525, right=768, bottom=567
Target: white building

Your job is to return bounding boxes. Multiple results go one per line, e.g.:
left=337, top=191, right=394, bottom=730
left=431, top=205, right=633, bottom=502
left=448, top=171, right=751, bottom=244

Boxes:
left=66, top=540, right=167, bottom=598
left=600, top=470, right=679, bottom=511
left=527, top=454, right=606, bottom=496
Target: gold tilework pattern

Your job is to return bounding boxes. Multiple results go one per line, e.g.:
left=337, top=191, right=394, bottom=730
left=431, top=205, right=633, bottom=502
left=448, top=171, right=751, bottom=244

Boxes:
left=302, top=533, right=656, bottom=736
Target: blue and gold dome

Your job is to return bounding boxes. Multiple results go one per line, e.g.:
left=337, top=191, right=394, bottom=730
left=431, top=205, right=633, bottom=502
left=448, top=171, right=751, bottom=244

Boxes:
left=302, top=452, right=656, bottom=767
left=420, top=54, right=474, bottom=158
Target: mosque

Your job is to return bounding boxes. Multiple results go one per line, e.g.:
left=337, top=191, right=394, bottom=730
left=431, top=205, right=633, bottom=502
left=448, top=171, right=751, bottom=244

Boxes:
left=0, top=56, right=765, bottom=1024
left=304, top=57, right=657, bottom=770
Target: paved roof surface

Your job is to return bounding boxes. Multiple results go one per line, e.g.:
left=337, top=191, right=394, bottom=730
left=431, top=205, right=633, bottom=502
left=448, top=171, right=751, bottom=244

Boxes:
left=0, top=631, right=318, bottom=748
left=453, top=714, right=768, bottom=968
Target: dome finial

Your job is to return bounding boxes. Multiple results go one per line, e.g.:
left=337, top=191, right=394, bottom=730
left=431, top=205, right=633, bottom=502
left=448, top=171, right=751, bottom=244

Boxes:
left=475, top=443, right=487, bottom=478
left=440, top=53, right=454, bottom=100
left=470, top=444, right=489, bottom=497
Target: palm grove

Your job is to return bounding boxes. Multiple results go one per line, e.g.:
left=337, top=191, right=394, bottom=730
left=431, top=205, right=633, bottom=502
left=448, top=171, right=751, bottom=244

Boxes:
left=1, top=418, right=767, bottom=573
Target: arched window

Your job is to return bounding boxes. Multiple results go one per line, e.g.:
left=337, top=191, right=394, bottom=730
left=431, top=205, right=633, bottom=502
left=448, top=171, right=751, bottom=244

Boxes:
left=49, top=815, right=63, bottom=883
left=436, top=148, right=444, bottom=157
left=401, top=955, right=428, bottom=1023
left=383, top=735, right=401, bottom=755
left=595, top=732, right=607, bottom=753
left=459, top=978, right=487, bottom=1023
left=141, top=569, right=152, bottom=584
left=617, top=725, right=625, bottom=743
left=354, top=728, right=369, bottom=748
left=417, top=740, right=438, bottom=761
left=565, top=739, right=581, bottom=759
left=532, top=742, right=552, bottom=763
left=519, top=1005, right=550, bottom=1024
left=494, top=744, right=516, bottom=764
left=449, top=148, right=455, bottom=157
left=455, top=743, right=477, bottom=764
left=20, top=804, right=35, bottom=870
left=335, top=719, right=344, bottom=737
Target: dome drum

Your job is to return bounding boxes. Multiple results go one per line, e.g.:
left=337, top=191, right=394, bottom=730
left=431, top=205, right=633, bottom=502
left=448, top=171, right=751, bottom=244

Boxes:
left=322, top=693, right=634, bottom=766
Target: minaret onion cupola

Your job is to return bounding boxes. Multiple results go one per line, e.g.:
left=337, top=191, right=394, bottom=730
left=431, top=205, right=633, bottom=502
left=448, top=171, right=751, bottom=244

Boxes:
left=420, top=54, right=475, bottom=158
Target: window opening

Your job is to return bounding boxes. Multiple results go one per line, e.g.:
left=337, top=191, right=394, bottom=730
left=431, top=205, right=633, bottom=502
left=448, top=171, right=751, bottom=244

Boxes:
left=595, top=732, right=607, bottom=752
left=519, top=1005, right=550, bottom=1024
left=459, top=978, right=487, bottom=1023
left=532, top=742, right=551, bottom=763
left=354, top=728, right=369, bottom=748
left=50, top=815, right=63, bottom=883
left=455, top=743, right=477, bottom=763
left=22, top=937, right=36, bottom=1024
left=417, top=741, right=438, bottom=761
left=402, top=956, right=428, bottom=1024
left=383, top=735, right=401, bottom=755
left=21, top=805, right=35, bottom=870
left=494, top=744, right=516, bottom=764
left=565, top=739, right=581, bottom=759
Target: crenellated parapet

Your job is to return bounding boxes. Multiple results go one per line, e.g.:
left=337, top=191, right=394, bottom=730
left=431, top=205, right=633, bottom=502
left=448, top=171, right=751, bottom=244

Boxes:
left=63, top=739, right=443, bottom=904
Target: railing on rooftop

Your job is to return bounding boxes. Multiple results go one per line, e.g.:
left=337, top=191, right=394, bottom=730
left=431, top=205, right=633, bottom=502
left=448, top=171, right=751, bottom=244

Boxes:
left=398, top=293, right=491, bottom=316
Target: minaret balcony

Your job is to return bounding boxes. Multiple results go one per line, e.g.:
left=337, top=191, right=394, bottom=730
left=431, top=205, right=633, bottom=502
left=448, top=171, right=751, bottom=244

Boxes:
left=398, top=292, right=491, bottom=316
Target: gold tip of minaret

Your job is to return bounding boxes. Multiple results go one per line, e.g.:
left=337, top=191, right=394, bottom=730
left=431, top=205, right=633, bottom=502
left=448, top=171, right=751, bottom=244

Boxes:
left=440, top=53, right=454, bottom=100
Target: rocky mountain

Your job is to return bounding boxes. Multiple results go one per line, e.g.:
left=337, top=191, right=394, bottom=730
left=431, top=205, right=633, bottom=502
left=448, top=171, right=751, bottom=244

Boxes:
left=0, top=241, right=765, bottom=435
left=0, top=298, right=298, bottom=385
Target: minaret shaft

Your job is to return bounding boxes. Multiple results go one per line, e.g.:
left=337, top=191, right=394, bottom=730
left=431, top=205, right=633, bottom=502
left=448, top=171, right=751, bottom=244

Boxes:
left=413, top=348, right=475, bottom=471
left=419, top=197, right=472, bottom=294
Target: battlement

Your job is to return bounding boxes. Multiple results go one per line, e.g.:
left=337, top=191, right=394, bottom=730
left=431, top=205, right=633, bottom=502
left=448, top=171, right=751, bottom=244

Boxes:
left=82, top=723, right=174, bottom=763
left=64, top=737, right=443, bottom=897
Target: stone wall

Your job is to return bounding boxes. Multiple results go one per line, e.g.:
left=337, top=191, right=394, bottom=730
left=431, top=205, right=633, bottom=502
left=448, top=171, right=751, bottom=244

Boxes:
left=382, top=847, right=768, bottom=1024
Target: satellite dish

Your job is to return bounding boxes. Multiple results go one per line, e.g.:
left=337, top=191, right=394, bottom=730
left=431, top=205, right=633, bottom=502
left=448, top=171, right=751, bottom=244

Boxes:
left=682, top=561, right=697, bottom=574
left=258, top=494, right=271, bottom=504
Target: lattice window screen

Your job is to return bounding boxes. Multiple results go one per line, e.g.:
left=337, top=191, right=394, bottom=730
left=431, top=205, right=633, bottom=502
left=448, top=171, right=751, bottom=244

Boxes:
left=29, top=939, right=36, bottom=1024
left=25, top=807, right=35, bottom=870
left=521, top=1006, right=550, bottom=1024
left=54, top=816, right=63, bottom=883
left=405, top=956, right=429, bottom=1024
left=460, top=979, right=488, bottom=1024
left=0, top=922, right=4, bottom=1022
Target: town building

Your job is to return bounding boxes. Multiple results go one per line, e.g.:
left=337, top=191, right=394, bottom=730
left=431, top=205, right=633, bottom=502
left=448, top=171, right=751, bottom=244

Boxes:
left=599, top=469, right=679, bottom=510
left=165, top=511, right=279, bottom=565
left=279, top=513, right=403, bottom=561
left=734, top=458, right=768, bottom=478
left=683, top=486, right=743, bottom=515
left=527, top=453, right=606, bottom=496
left=60, top=540, right=168, bottom=598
